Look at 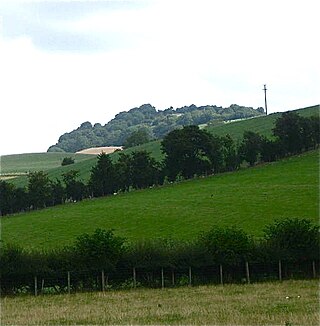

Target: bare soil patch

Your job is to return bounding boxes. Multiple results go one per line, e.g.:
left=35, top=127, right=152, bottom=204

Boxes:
left=76, top=146, right=123, bottom=155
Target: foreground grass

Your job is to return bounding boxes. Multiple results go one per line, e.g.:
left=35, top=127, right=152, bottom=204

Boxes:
left=2, top=150, right=318, bottom=250
left=1, top=280, right=318, bottom=325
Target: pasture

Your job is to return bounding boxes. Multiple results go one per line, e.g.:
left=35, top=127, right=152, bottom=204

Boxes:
left=1, top=150, right=318, bottom=251
left=0, top=152, right=93, bottom=184
left=206, top=104, right=319, bottom=141
left=1, top=280, right=318, bottom=325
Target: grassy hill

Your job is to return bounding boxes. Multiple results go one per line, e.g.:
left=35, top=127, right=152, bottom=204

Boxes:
left=0, top=152, right=93, bottom=174
left=2, top=150, right=318, bottom=251
left=5, top=105, right=318, bottom=188
left=206, top=104, right=319, bottom=140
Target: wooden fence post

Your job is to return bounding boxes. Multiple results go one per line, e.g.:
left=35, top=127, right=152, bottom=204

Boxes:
left=245, top=261, right=250, bottom=284
left=161, top=268, right=164, bottom=289
left=34, top=276, right=38, bottom=296
left=106, top=274, right=109, bottom=289
left=41, top=279, right=45, bottom=293
left=101, top=270, right=105, bottom=292
left=188, top=267, right=192, bottom=286
left=312, top=260, right=316, bottom=278
left=133, top=267, right=136, bottom=288
left=67, top=271, right=71, bottom=294
left=278, top=260, right=282, bottom=281
left=219, top=264, right=223, bottom=285
left=171, top=270, right=175, bottom=286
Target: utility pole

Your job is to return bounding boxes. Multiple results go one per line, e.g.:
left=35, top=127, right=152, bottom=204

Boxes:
left=263, top=84, right=268, bottom=115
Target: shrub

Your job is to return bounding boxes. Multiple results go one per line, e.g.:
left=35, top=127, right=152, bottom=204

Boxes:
left=61, top=157, right=75, bottom=166
left=73, top=229, right=125, bottom=272
left=263, top=218, right=319, bottom=261
left=198, top=226, right=254, bottom=265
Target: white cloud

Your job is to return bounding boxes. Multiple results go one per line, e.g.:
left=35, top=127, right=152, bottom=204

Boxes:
left=0, top=0, right=319, bottom=156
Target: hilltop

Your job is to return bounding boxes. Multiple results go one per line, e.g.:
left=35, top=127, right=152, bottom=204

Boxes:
left=47, top=103, right=264, bottom=152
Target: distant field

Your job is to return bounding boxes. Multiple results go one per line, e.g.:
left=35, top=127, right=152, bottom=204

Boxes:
left=1, top=280, right=318, bottom=325
left=2, top=150, right=318, bottom=251
left=0, top=152, right=93, bottom=174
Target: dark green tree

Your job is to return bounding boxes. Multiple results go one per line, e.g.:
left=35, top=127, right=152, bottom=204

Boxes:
left=263, top=218, right=319, bottom=262
left=129, top=150, right=161, bottom=189
left=50, top=179, right=65, bottom=205
left=198, top=226, right=254, bottom=265
left=61, top=157, right=75, bottom=166
left=123, top=128, right=151, bottom=148
left=89, top=153, right=116, bottom=197
left=13, top=187, right=29, bottom=213
left=62, top=170, right=86, bottom=201
left=217, top=134, right=239, bottom=172
left=0, top=181, right=15, bottom=215
left=260, top=137, right=279, bottom=162
left=114, top=152, right=132, bottom=192
left=73, top=228, right=125, bottom=272
left=161, top=125, right=215, bottom=180
left=239, top=131, right=263, bottom=166
left=300, top=116, right=320, bottom=151
left=273, top=112, right=304, bottom=155
left=28, top=171, right=51, bottom=209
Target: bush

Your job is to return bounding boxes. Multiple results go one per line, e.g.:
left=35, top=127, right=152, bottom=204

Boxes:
left=263, top=218, right=319, bottom=261
left=73, top=229, right=125, bottom=272
left=61, top=157, right=75, bottom=166
left=198, top=226, right=254, bottom=265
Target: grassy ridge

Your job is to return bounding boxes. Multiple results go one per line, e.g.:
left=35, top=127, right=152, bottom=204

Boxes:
left=2, top=150, right=318, bottom=250
left=207, top=104, right=319, bottom=140
left=2, top=280, right=318, bottom=325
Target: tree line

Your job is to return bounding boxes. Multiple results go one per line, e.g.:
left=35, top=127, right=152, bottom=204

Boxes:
left=0, top=111, right=319, bottom=216
left=47, top=103, right=264, bottom=152
left=1, top=218, right=318, bottom=294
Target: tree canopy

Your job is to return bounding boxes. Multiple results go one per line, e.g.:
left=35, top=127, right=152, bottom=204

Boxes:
left=48, top=103, right=264, bottom=153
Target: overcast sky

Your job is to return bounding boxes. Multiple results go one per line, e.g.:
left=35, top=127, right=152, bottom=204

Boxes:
left=0, top=0, right=319, bottom=156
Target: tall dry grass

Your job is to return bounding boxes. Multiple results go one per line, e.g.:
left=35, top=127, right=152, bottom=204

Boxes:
left=1, top=280, right=319, bottom=325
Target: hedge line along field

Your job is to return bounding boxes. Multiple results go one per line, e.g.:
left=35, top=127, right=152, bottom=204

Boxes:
left=2, top=150, right=318, bottom=251
left=1, top=280, right=318, bottom=325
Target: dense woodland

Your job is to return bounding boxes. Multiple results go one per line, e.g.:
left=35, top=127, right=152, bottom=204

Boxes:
left=47, top=103, right=264, bottom=152
left=1, top=111, right=318, bottom=216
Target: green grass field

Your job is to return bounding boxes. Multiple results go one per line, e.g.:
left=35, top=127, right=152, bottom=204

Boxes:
left=1, top=280, right=318, bottom=325
left=206, top=105, right=319, bottom=140
left=0, top=152, right=93, bottom=174
left=2, top=150, right=318, bottom=251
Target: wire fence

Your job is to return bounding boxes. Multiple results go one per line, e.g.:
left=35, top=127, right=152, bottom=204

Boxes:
left=1, top=259, right=318, bottom=296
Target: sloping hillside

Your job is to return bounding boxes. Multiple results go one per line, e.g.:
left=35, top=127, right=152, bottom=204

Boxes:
left=2, top=150, right=318, bottom=250
left=6, top=105, right=319, bottom=188
left=206, top=105, right=319, bottom=139
left=0, top=153, right=92, bottom=175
